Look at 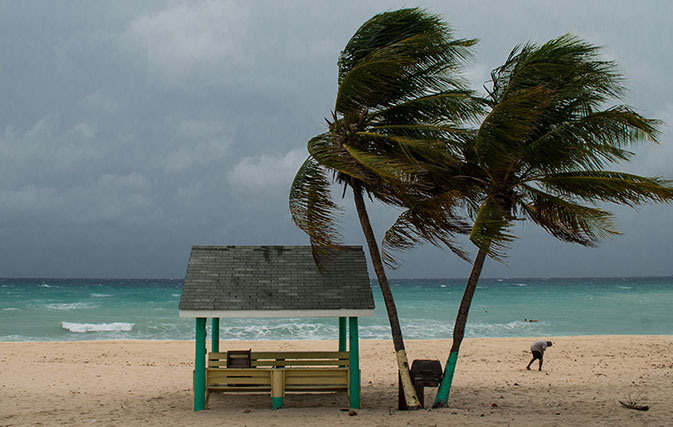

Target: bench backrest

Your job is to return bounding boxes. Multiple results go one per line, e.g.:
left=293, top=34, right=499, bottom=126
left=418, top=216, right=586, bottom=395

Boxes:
left=208, top=351, right=349, bottom=368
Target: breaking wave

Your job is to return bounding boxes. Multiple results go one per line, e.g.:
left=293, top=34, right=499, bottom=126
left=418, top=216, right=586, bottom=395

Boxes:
left=44, top=302, right=99, bottom=311
left=61, top=322, right=134, bottom=333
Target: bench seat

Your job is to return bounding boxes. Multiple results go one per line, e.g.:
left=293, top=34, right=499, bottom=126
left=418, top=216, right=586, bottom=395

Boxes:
left=204, top=351, right=350, bottom=409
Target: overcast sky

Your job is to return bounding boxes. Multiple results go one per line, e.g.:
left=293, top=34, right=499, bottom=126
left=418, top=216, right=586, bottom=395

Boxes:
left=1, top=1, right=671, bottom=279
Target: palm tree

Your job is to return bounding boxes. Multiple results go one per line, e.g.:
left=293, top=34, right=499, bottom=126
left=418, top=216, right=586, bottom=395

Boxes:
left=289, top=8, right=482, bottom=408
left=383, top=34, right=673, bottom=408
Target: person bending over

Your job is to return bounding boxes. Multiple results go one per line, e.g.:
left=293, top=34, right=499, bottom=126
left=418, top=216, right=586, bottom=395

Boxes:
left=526, top=340, right=552, bottom=371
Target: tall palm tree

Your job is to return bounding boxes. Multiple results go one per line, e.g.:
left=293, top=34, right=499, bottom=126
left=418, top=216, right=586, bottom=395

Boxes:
left=383, top=34, right=673, bottom=408
left=289, top=8, right=482, bottom=408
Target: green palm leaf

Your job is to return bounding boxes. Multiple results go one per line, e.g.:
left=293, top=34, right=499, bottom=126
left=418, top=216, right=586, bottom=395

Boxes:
left=491, top=34, right=623, bottom=105
left=475, top=85, right=555, bottom=171
left=525, top=107, right=660, bottom=172
left=336, top=8, right=476, bottom=113
left=289, top=157, right=343, bottom=263
left=536, top=171, right=673, bottom=206
left=355, top=131, right=460, bottom=169
left=371, top=91, right=486, bottom=128
left=518, top=184, right=618, bottom=245
left=338, top=8, right=475, bottom=85
left=382, top=190, right=471, bottom=268
left=306, top=132, right=373, bottom=185
left=468, top=201, right=515, bottom=259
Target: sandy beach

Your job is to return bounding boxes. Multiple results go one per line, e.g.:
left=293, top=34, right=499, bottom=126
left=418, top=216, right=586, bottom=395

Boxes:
left=1, top=336, right=671, bottom=426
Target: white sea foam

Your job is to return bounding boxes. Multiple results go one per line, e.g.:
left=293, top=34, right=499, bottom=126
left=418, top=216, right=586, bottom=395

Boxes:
left=516, top=283, right=528, bottom=287
left=211, top=317, right=549, bottom=341
left=618, top=286, right=632, bottom=290
left=0, top=334, right=27, bottom=341
left=219, top=321, right=338, bottom=341
left=90, top=293, right=111, bottom=298
left=38, top=284, right=52, bottom=288
left=44, top=302, right=99, bottom=311
left=3, top=307, right=20, bottom=311
left=61, top=322, right=134, bottom=333
left=171, top=293, right=180, bottom=297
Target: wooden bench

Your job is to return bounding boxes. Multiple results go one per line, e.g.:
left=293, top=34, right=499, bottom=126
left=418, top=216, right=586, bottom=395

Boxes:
left=205, top=351, right=350, bottom=409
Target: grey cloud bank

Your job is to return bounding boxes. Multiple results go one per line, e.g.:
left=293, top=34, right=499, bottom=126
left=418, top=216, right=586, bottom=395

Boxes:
left=1, top=1, right=671, bottom=279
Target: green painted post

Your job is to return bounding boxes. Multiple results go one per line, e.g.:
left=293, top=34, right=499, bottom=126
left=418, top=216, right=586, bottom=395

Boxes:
left=211, top=318, right=219, bottom=353
left=433, top=351, right=458, bottom=408
left=348, top=317, right=360, bottom=409
left=194, top=317, right=207, bottom=411
left=271, top=369, right=285, bottom=409
left=338, top=317, right=347, bottom=352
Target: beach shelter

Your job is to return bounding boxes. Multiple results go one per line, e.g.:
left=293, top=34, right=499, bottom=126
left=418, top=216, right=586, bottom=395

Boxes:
left=178, top=245, right=375, bottom=411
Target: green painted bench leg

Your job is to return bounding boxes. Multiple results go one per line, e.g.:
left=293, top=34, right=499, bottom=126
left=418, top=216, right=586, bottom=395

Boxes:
left=271, top=369, right=285, bottom=409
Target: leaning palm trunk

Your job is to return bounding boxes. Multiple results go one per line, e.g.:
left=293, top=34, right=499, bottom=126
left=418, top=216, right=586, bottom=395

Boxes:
left=433, top=247, right=488, bottom=408
left=352, top=183, right=421, bottom=409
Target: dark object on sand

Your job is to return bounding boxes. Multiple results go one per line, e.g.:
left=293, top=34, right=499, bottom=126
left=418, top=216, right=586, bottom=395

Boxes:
left=619, top=394, right=649, bottom=411
left=398, top=359, right=443, bottom=409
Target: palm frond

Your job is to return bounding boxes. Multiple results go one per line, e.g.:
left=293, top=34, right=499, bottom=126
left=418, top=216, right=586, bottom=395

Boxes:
left=518, top=184, right=618, bottom=245
left=289, top=157, right=344, bottom=267
left=368, top=124, right=475, bottom=150
left=338, top=8, right=475, bottom=85
left=382, top=191, right=471, bottom=268
left=336, top=8, right=477, bottom=113
left=370, top=91, right=487, bottom=127
left=343, top=142, right=428, bottom=186
left=468, top=201, right=515, bottom=260
left=475, top=85, right=555, bottom=172
left=525, top=106, right=660, bottom=172
left=355, top=131, right=460, bottom=169
left=536, top=171, right=673, bottom=207
left=306, top=132, right=373, bottom=185
left=490, top=34, right=624, bottom=105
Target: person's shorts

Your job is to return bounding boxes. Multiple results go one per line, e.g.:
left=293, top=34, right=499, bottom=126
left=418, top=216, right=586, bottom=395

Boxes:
left=531, top=350, right=542, bottom=360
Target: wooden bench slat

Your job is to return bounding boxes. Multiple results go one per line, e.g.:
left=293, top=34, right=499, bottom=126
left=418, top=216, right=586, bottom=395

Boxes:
left=251, top=351, right=348, bottom=359
left=209, top=361, right=348, bottom=368
left=208, top=386, right=271, bottom=392
left=285, top=386, right=348, bottom=391
left=284, top=368, right=348, bottom=374
left=285, top=377, right=348, bottom=386
left=207, top=371, right=271, bottom=385
left=209, top=351, right=348, bottom=358
left=208, top=378, right=272, bottom=385
left=253, top=360, right=349, bottom=367
left=207, top=368, right=271, bottom=376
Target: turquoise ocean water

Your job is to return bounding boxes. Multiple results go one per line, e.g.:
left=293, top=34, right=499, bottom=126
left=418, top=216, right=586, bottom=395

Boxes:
left=1, top=277, right=672, bottom=342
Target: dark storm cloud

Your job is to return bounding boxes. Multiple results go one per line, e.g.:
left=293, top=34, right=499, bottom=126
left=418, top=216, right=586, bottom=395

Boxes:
left=0, top=1, right=671, bottom=278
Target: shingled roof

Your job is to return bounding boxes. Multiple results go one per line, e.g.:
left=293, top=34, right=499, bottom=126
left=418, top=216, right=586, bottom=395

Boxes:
left=179, top=245, right=375, bottom=318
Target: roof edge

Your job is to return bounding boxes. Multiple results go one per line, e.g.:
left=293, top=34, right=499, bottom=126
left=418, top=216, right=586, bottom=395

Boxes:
left=190, top=244, right=364, bottom=250
left=179, top=309, right=375, bottom=318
